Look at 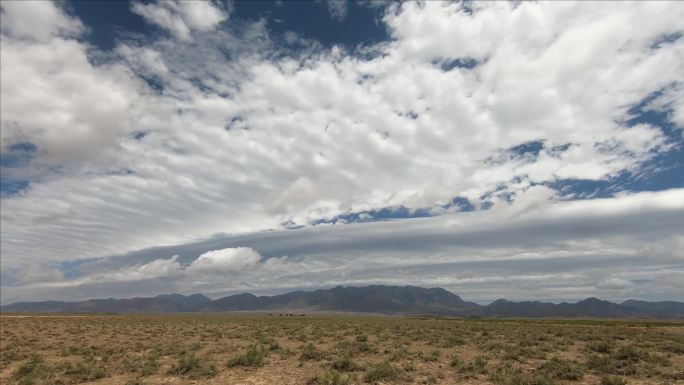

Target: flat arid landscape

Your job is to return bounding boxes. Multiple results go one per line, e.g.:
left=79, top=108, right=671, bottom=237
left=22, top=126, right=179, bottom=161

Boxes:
left=2, top=1, right=684, bottom=385
left=1, top=314, right=683, bottom=385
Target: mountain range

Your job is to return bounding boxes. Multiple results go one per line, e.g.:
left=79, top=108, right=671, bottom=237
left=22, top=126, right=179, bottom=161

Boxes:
left=2, top=285, right=683, bottom=319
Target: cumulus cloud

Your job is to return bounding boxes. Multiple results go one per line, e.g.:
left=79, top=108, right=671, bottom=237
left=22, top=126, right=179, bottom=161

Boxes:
left=131, top=0, right=229, bottom=41
left=0, top=38, right=140, bottom=171
left=0, top=1, right=141, bottom=176
left=107, top=255, right=184, bottom=282
left=1, top=2, right=683, bottom=303
left=0, top=1, right=84, bottom=42
left=186, top=247, right=262, bottom=274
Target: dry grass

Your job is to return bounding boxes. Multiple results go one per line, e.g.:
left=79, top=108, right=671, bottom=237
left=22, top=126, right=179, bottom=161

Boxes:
left=1, top=314, right=682, bottom=384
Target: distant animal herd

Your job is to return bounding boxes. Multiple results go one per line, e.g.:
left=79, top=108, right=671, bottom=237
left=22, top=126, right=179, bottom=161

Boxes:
left=269, top=313, right=306, bottom=317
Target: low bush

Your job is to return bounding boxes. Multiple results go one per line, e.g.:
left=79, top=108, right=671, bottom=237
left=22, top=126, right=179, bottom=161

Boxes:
left=331, top=356, right=362, bottom=372
left=170, top=352, right=216, bottom=378
left=363, top=362, right=401, bottom=384
left=308, top=370, right=357, bottom=385
left=300, top=343, right=323, bottom=361
left=600, top=375, right=627, bottom=385
left=539, top=357, right=583, bottom=380
left=227, top=346, right=265, bottom=367
left=11, top=355, right=54, bottom=385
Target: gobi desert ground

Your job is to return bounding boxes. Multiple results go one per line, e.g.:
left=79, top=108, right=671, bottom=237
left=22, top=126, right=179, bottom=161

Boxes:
left=1, top=314, right=683, bottom=385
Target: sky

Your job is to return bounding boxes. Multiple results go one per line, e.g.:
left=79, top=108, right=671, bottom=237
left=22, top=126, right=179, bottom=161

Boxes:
left=1, top=0, right=683, bottom=305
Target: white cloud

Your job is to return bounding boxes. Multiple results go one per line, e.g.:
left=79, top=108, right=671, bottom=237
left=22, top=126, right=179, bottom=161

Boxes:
left=131, top=0, right=229, bottom=41
left=597, top=278, right=634, bottom=290
left=186, top=247, right=262, bottom=274
left=115, top=45, right=169, bottom=78
left=110, top=255, right=183, bottom=281
left=0, top=37, right=141, bottom=171
left=8, top=255, right=184, bottom=291
left=0, top=1, right=84, bottom=42
left=261, top=256, right=292, bottom=271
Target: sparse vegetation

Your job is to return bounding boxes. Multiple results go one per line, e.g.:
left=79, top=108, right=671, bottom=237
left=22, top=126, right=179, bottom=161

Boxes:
left=331, top=356, right=362, bottom=372
left=363, top=362, right=401, bottom=383
left=10, top=355, right=53, bottom=385
left=600, top=375, right=627, bottom=385
left=170, top=352, right=216, bottom=378
left=309, top=370, right=357, bottom=385
left=0, top=314, right=682, bottom=384
left=538, top=357, right=583, bottom=380
left=227, top=345, right=265, bottom=367
left=300, top=342, right=324, bottom=361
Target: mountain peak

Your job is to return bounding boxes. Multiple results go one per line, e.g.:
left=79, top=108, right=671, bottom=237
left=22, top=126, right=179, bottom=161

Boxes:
left=490, top=299, right=511, bottom=306
left=187, top=293, right=210, bottom=300
left=578, top=297, right=610, bottom=305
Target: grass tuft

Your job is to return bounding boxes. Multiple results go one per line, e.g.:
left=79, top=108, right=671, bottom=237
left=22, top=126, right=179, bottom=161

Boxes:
left=227, top=345, right=265, bottom=368
left=363, top=362, right=401, bottom=384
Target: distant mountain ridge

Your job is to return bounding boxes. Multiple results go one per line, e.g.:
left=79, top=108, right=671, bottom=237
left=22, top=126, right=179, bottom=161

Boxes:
left=2, top=285, right=683, bottom=319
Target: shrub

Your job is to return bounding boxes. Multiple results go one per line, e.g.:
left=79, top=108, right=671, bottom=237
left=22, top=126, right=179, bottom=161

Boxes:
left=331, top=356, right=362, bottom=372
left=300, top=343, right=323, bottom=361
left=588, top=341, right=614, bottom=354
left=507, top=373, right=556, bottom=385
left=539, top=357, right=583, bottom=380
left=449, top=356, right=461, bottom=368
left=227, top=346, right=265, bottom=367
left=123, top=353, right=159, bottom=376
left=139, top=356, right=159, bottom=376
left=351, top=341, right=375, bottom=353
left=308, top=370, right=357, bottom=385
left=474, top=356, right=488, bottom=371
left=125, top=378, right=148, bottom=385
left=11, top=355, right=53, bottom=384
left=363, top=362, right=401, bottom=384
left=601, top=376, right=627, bottom=385
left=422, top=349, right=440, bottom=362
left=454, top=355, right=488, bottom=375
left=664, top=341, right=684, bottom=354
left=613, top=346, right=646, bottom=362
left=443, top=335, right=466, bottom=347
left=62, top=359, right=107, bottom=382
left=389, top=347, right=409, bottom=361
left=258, top=336, right=281, bottom=351
left=170, top=352, right=216, bottom=378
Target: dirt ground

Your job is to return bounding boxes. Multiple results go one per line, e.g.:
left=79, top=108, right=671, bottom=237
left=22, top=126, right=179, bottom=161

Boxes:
left=1, top=313, right=682, bottom=385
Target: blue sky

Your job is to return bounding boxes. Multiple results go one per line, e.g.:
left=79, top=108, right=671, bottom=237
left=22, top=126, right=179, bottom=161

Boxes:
left=68, top=1, right=389, bottom=51
left=1, top=1, right=683, bottom=304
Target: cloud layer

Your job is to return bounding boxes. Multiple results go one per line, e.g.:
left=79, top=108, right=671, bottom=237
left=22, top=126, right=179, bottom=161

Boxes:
left=1, top=1, right=682, bottom=304
left=3, top=188, right=682, bottom=304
